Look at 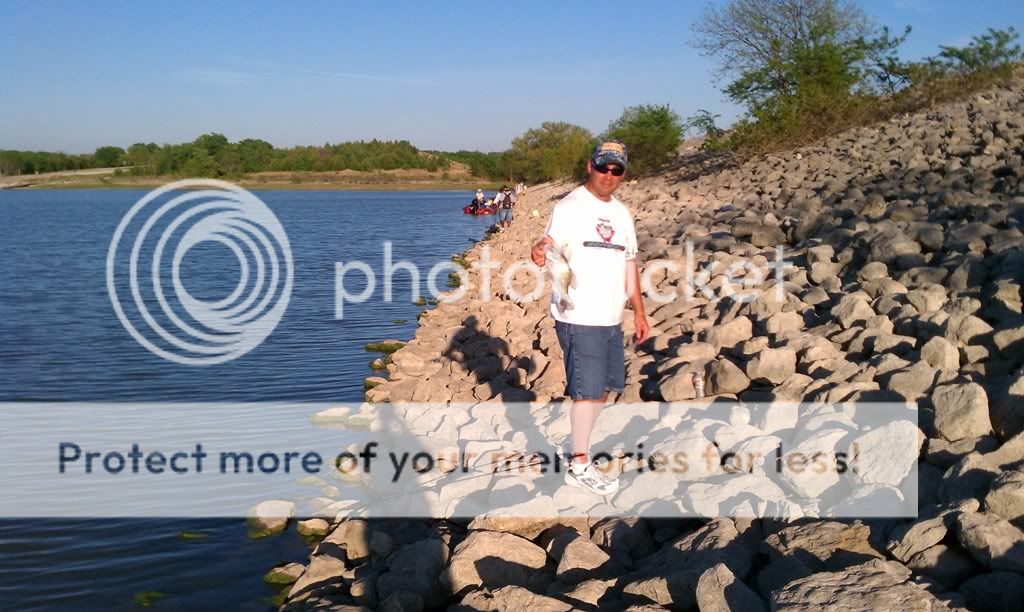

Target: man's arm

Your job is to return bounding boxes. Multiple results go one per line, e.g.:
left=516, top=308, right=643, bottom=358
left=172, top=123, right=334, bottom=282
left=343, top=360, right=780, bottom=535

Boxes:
left=626, top=260, right=649, bottom=343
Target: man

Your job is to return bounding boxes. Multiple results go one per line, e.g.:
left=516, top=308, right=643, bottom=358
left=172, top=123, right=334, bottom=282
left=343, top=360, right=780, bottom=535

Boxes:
left=495, top=185, right=516, bottom=228
left=467, top=189, right=486, bottom=214
left=530, top=141, right=649, bottom=495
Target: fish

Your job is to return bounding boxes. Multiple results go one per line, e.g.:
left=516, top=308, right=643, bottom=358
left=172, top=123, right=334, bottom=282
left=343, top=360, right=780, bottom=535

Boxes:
left=545, top=243, right=575, bottom=314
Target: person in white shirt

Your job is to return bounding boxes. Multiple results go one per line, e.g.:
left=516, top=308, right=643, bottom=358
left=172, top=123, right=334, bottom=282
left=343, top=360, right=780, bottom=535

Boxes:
left=494, top=185, right=516, bottom=228
left=530, top=140, right=649, bottom=495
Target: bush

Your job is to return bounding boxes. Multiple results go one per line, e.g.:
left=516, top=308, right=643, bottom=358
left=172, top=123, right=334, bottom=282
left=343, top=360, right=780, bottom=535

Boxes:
left=604, top=104, right=683, bottom=174
left=937, top=27, right=1022, bottom=75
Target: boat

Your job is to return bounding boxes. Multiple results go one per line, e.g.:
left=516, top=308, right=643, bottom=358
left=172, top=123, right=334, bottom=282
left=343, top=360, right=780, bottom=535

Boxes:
left=463, top=198, right=496, bottom=215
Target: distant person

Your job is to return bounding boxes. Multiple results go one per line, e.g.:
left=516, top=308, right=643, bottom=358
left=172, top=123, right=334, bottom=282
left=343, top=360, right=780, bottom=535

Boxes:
left=515, top=182, right=525, bottom=196
left=467, top=189, right=486, bottom=214
left=495, top=185, right=516, bottom=229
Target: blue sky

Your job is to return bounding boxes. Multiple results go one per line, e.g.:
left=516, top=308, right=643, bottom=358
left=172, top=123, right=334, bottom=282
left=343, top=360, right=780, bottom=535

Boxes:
left=1, top=1, right=1021, bottom=153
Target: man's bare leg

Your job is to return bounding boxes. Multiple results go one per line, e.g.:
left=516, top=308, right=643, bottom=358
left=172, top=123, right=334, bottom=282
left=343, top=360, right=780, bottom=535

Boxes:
left=570, top=392, right=609, bottom=466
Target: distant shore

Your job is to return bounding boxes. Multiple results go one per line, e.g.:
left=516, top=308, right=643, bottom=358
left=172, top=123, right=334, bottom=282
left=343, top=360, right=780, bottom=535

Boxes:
left=0, top=167, right=504, bottom=192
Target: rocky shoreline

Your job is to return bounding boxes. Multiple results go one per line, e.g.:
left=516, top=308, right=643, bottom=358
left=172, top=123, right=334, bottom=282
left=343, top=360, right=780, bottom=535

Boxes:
left=266, top=77, right=1024, bottom=611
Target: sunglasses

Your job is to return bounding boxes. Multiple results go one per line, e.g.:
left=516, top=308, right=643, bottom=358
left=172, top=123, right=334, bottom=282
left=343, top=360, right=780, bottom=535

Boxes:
left=593, top=163, right=625, bottom=176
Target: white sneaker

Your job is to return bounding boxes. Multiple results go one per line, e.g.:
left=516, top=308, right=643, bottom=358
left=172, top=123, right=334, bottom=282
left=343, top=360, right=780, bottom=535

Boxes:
left=564, top=462, right=620, bottom=495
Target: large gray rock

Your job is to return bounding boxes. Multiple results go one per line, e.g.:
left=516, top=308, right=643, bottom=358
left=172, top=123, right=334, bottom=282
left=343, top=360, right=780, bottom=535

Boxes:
left=984, top=470, right=1024, bottom=525
left=764, top=310, right=805, bottom=336
left=956, top=511, right=1024, bottom=572
left=590, top=517, right=656, bottom=565
left=624, top=519, right=753, bottom=610
left=958, top=571, right=1024, bottom=612
left=991, top=369, right=1024, bottom=440
left=939, top=453, right=999, bottom=504
left=745, top=348, right=797, bottom=384
left=764, top=521, right=883, bottom=572
left=885, top=361, right=939, bottom=400
left=695, top=563, right=766, bottom=612
left=377, top=538, right=450, bottom=608
left=441, top=530, right=550, bottom=594
left=248, top=500, right=295, bottom=536
left=709, top=358, right=751, bottom=395
left=906, top=543, right=980, bottom=589
left=944, top=314, right=994, bottom=347
left=832, top=296, right=876, bottom=329
left=907, top=284, right=948, bottom=314
left=705, top=317, right=754, bottom=351
left=771, top=559, right=954, bottom=611
left=920, top=336, right=960, bottom=371
left=553, top=533, right=615, bottom=584
left=457, top=585, right=572, bottom=611
left=931, top=383, right=993, bottom=441
left=659, top=368, right=700, bottom=401
left=886, top=500, right=980, bottom=563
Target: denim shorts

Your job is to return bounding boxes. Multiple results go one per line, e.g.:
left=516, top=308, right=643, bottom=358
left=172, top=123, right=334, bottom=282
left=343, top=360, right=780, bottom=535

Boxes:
left=498, top=208, right=513, bottom=222
left=555, top=321, right=626, bottom=400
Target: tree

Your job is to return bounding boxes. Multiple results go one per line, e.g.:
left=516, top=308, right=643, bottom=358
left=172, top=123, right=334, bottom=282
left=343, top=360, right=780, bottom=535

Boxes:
left=860, top=25, right=914, bottom=94
left=692, top=0, right=877, bottom=110
left=94, top=146, right=126, bottom=167
left=193, top=133, right=229, bottom=157
left=694, top=0, right=873, bottom=89
left=604, top=104, right=683, bottom=174
left=509, top=122, right=594, bottom=183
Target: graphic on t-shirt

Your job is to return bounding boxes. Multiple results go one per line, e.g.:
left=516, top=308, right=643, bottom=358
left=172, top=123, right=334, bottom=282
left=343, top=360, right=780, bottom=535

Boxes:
left=595, top=219, right=615, bottom=243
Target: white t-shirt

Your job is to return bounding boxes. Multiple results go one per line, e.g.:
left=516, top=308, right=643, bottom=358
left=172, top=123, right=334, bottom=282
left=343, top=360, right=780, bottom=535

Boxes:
left=545, top=185, right=638, bottom=326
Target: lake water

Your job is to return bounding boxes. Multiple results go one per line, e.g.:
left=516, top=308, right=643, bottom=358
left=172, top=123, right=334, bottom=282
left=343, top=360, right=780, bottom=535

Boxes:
left=0, top=188, right=491, bottom=609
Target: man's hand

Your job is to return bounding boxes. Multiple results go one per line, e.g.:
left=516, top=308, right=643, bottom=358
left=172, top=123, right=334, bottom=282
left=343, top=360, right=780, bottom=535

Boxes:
left=531, top=237, right=552, bottom=267
left=633, top=312, right=650, bottom=344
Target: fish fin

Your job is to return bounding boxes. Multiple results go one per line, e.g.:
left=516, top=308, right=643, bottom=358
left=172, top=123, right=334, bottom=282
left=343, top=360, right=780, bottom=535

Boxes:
left=568, top=271, right=577, bottom=290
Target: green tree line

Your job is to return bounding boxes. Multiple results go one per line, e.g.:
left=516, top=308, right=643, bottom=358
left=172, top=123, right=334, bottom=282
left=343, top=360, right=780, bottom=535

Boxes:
left=1, top=136, right=450, bottom=177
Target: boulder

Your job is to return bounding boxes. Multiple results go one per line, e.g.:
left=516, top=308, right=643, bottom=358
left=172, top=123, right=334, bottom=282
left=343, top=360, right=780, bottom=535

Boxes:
left=705, top=317, right=754, bottom=351
left=939, top=453, right=999, bottom=504
left=248, top=500, right=295, bottom=536
left=984, top=470, right=1024, bottom=525
left=377, top=538, right=450, bottom=608
left=771, top=559, right=953, bottom=611
left=931, top=383, right=993, bottom=441
left=695, top=563, right=766, bottom=612
left=832, top=296, right=876, bottom=329
left=764, top=310, right=805, bottom=336
left=906, top=543, right=979, bottom=589
left=907, top=284, right=948, bottom=314
left=764, top=521, right=883, bottom=572
left=457, top=586, right=572, bottom=611
left=441, top=530, right=550, bottom=594
left=991, top=369, right=1024, bottom=440
left=885, top=361, right=938, bottom=400
left=956, top=511, right=1024, bottom=572
left=920, top=336, right=961, bottom=372
left=745, top=348, right=797, bottom=384
left=709, top=358, right=751, bottom=395
left=958, top=571, right=1024, bottom=612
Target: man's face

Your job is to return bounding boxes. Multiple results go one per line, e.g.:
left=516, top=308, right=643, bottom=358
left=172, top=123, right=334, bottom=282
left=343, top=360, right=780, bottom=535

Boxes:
left=586, top=160, right=625, bottom=200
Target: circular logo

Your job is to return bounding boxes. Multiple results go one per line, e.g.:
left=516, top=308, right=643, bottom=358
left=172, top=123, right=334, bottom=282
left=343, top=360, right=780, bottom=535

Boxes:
left=106, top=179, right=293, bottom=365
